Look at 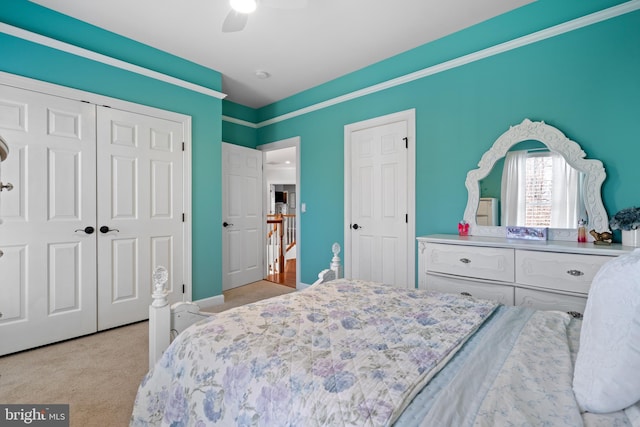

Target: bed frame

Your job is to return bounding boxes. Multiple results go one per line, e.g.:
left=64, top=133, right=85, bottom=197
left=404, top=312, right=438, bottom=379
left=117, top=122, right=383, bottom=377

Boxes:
left=148, top=242, right=342, bottom=369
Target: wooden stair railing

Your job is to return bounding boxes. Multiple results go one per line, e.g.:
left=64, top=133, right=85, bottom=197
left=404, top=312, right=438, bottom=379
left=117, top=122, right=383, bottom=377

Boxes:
left=266, top=214, right=296, bottom=275
left=267, top=216, right=284, bottom=273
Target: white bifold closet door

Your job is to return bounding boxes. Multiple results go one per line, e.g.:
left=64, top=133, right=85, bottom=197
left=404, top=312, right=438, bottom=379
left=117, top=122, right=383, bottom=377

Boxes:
left=96, top=106, right=184, bottom=330
left=0, top=85, right=184, bottom=355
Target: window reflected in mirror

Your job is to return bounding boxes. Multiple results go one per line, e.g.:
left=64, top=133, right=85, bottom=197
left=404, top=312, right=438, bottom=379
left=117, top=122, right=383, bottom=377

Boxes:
left=479, top=141, right=586, bottom=228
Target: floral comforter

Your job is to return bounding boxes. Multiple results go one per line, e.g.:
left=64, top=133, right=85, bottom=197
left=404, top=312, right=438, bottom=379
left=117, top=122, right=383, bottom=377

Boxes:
left=131, top=279, right=498, bottom=426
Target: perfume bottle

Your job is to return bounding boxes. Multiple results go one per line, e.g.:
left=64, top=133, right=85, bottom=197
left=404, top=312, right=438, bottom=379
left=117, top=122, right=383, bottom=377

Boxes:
left=577, top=219, right=587, bottom=243
left=458, top=220, right=469, bottom=236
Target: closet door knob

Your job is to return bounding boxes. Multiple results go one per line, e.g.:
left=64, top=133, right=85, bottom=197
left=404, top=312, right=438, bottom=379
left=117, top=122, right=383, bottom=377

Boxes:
left=351, top=223, right=362, bottom=230
left=0, top=182, right=13, bottom=192
left=100, top=226, right=120, bottom=234
left=75, top=226, right=95, bottom=234
left=223, top=222, right=233, bottom=227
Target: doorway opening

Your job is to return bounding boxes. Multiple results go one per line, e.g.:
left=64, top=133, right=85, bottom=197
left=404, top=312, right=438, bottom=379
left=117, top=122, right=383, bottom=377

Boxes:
left=259, top=139, right=300, bottom=288
left=266, top=183, right=296, bottom=287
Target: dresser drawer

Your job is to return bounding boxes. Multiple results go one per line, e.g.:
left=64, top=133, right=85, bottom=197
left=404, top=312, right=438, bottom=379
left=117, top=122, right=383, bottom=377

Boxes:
left=515, top=250, right=612, bottom=294
left=425, top=243, right=514, bottom=282
left=515, top=287, right=587, bottom=317
left=426, top=273, right=515, bottom=305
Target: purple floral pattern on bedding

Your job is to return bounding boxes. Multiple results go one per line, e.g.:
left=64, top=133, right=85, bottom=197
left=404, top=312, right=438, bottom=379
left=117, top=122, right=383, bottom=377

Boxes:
left=131, top=279, right=497, bottom=426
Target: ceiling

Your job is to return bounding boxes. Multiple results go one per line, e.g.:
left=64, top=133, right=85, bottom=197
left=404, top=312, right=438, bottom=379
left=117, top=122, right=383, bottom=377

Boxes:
left=30, top=0, right=531, bottom=109
left=264, top=146, right=296, bottom=167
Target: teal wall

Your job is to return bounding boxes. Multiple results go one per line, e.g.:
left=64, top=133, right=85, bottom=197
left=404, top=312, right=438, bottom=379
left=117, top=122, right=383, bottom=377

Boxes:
left=1, top=0, right=224, bottom=299
left=252, top=1, right=640, bottom=283
left=222, top=100, right=258, bottom=147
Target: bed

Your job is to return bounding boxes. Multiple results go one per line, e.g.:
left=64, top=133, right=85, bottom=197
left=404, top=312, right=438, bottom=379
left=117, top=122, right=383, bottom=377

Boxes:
left=132, top=244, right=640, bottom=426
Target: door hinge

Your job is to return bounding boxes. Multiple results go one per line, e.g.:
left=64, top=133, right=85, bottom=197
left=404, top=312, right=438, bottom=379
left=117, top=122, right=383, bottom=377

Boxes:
left=406, top=213, right=408, bottom=223
left=182, top=142, right=185, bottom=151
left=403, top=137, right=408, bottom=149
left=182, top=213, right=185, bottom=222
left=182, top=284, right=185, bottom=294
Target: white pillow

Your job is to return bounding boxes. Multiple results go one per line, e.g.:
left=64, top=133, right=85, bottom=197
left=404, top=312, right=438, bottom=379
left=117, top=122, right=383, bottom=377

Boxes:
left=573, top=248, right=640, bottom=413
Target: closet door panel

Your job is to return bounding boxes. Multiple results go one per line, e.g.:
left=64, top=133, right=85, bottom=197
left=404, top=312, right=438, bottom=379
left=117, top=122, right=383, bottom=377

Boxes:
left=0, top=85, right=97, bottom=356
left=97, top=106, right=184, bottom=330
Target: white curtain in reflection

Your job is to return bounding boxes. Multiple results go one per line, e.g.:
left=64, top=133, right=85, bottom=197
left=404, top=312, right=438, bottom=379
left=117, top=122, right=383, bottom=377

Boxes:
left=550, top=153, right=582, bottom=228
left=501, top=150, right=527, bottom=226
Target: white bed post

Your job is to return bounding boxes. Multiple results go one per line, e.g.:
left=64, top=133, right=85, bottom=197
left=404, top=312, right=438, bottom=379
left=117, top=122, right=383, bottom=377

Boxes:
left=330, top=242, right=342, bottom=279
left=149, top=266, right=170, bottom=370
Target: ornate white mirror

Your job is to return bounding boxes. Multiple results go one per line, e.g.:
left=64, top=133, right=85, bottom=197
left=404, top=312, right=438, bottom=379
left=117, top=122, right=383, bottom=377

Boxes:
left=463, top=119, right=609, bottom=241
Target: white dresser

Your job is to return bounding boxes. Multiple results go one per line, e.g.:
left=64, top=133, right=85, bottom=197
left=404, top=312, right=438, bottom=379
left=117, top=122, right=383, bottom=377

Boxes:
left=417, top=234, right=630, bottom=317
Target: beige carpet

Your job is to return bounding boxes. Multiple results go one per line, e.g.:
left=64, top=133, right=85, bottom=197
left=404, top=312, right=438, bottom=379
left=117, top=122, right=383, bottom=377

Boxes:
left=0, top=280, right=294, bottom=427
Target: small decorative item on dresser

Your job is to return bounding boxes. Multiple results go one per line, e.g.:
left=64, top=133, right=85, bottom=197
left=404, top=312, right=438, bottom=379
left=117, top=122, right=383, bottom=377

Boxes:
left=609, top=206, right=640, bottom=247
left=578, top=219, right=587, bottom=243
left=589, top=229, right=613, bottom=245
left=458, top=220, right=469, bottom=236
left=506, top=226, right=548, bottom=241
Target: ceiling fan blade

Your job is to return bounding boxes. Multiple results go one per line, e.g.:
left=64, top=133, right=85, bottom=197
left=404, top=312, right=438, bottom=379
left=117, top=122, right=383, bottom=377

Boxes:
left=261, top=0, right=307, bottom=10
left=222, top=10, right=249, bottom=33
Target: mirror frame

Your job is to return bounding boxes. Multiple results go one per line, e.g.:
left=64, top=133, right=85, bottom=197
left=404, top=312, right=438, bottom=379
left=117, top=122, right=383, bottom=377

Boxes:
left=0, top=134, right=8, bottom=162
left=463, top=119, right=609, bottom=242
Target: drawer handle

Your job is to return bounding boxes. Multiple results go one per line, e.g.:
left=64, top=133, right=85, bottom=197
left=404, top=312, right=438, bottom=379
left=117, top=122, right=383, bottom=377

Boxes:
left=459, top=258, right=471, bottom=264
left=567, top=311, right=583, bottom=319
left=460, top=292, right=472, bottom=297
left=566, top=269, right=584, bottom=277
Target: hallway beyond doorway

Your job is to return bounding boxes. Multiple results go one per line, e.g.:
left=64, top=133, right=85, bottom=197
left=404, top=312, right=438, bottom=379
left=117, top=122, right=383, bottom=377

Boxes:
left=265, top=258, right=296, bottom=288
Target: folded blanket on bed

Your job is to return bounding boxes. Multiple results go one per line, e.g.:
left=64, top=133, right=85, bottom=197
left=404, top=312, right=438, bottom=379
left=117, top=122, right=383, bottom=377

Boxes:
left=131, top=279, right=498, bottom=427
left=397, top=307, right=586, bottom=427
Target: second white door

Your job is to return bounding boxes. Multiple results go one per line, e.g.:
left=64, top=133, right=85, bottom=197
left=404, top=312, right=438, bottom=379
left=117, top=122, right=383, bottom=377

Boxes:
left=222, top=143, right=263, bottom=290
left=348, top=117, right=410, bottom=287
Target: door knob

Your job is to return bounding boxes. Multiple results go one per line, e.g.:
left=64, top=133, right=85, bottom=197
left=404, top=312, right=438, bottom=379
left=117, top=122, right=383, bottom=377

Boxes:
left=100, top=226, right=120, bottom=234
left=0, top=182, right=13, bottom=192
left=223, top=222, right=234, bottom=227
left=351, top=223, right=362, bottom=230
left=75, top=226, right=95, bottom=234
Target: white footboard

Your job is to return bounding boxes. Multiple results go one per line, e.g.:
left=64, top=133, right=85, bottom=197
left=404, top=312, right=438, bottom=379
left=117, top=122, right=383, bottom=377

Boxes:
left=148, top=243, right=343, bottom=369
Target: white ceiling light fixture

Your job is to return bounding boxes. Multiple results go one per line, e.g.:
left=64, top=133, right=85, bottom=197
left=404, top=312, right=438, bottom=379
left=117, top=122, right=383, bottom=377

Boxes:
left=230, top=0, right=257, bottom=14
left=255, top=70, right=270, bottom=79
left=223, top=0, right=308, bottom=33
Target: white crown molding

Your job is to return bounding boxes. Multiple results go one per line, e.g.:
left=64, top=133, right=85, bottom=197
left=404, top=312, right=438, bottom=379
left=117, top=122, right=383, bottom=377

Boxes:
left=221, top=115, right=258, bottom=128
left=0, top=23, right=226, bottom=100
left=254, top=0, right=639, bottom=128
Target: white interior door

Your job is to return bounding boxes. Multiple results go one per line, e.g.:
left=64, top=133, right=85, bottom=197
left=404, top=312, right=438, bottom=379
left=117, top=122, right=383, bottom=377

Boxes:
left=349, top=119, right=409, bottom=287
left=96, top=106, right=184, bottom=330
left=222, top=143, right=263, bottom=290
left=0, top=85, right=98, bottom=355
